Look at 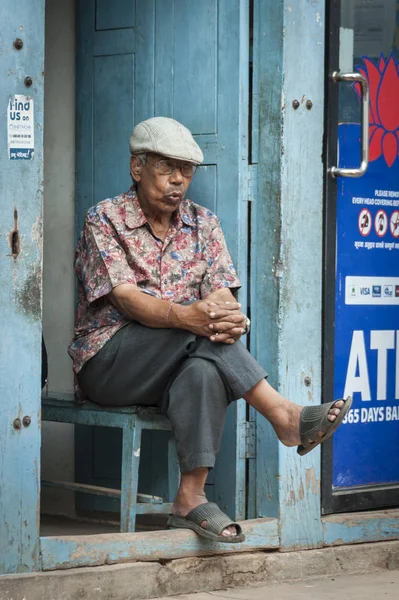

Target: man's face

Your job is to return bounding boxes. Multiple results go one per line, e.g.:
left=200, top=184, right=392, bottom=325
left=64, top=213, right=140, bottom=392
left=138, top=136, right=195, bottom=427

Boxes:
left=131, top=153, right=194, bottom=216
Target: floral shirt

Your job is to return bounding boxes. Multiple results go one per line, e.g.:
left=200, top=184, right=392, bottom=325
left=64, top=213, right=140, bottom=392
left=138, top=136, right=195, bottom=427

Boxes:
left=68, top=186, right=241, bottom=375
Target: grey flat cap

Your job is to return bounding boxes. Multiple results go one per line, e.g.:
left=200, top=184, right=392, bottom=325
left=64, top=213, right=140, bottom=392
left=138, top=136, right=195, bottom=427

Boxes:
left=129, top=117, right=204, bottom=165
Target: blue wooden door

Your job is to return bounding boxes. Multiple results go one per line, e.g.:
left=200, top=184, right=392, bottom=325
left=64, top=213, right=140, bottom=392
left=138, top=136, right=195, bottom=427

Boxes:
left=0, top=1, right=45, bottom=573
left=76, top=0, right=249, bottom=520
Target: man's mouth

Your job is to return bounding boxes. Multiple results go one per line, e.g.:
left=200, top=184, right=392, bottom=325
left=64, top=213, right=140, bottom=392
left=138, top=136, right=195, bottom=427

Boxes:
left=165, top=192, right=183, bottom=202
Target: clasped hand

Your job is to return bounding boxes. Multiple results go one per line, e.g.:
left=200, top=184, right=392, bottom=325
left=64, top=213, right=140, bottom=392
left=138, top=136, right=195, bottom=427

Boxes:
left=183, top=299, right=247, bottom=344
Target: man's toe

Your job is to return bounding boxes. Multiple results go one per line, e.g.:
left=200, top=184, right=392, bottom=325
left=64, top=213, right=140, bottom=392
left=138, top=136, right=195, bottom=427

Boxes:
left=222, top=525, right=238, bottom=537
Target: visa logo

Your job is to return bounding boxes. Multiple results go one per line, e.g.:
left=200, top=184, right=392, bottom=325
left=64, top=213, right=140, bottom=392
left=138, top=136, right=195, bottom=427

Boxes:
left=360, top=287, right=371, bottom=295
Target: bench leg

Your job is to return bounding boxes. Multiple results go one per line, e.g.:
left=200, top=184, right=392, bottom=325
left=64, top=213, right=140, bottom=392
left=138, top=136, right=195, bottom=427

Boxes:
left=120, top=423, right=142, bottom=533
left=168, top=434, right=180, bottom=503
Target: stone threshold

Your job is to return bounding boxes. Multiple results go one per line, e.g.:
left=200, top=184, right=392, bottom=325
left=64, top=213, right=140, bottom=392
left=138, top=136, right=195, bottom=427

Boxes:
left=0, top=540, right=398, bottom=600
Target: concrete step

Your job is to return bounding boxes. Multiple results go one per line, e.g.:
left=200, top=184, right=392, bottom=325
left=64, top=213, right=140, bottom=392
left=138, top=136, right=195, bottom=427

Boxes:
left=0, top=540, right=398, bottom=600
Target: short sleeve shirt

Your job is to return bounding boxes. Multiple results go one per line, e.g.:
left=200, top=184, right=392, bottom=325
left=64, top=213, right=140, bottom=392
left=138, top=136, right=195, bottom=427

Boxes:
left=68, top=186, right=241, bottom=374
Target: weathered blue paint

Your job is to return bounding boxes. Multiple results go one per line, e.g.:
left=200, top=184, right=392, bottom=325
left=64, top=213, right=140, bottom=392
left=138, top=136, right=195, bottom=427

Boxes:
left=42, top=396, right=172, bottom=430
left=323, top=510, right=399, bottom=546
left=75, top=0, right=250, bottom=521
left=208, top=0, right=250, bottom=522
left=0, top=1, right=45, bottom=574
left=39, top=517, right=279, bottom=570
left=276, top=0, right=326, bottom=550
left=249, top=0, right=285, bottom=521
left=120, top=423, right=142, bottom=531
left=250, top=0, right=326, bottom=547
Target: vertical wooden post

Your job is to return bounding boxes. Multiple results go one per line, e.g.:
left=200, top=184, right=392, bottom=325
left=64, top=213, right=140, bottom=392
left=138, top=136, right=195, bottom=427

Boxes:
left=253, top=0, right=326, bottom=548
left=0, top=1, right=45, bottom=573
left=277, top=0, right=326, bottom=550
left=120, top=422, right=142, bottom=532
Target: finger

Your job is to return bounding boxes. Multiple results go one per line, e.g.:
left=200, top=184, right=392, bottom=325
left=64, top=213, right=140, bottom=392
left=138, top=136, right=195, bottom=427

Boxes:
left=212, top=313, right=246, bottom=324
left=209, top=309, right=245, bottom=320
left=210, top=323, right=245, bottom=334
left=210, top=332, right=234, bottom=343
left=210, top=328, right=243, bottom=342
left=225, top=329, right=245, bottom=340
left=208, top=304, right=241, bottom=317
left=208, top=301, right=241, bottom=308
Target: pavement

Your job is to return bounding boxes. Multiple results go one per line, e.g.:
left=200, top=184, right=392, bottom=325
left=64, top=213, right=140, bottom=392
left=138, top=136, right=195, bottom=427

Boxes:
left=155, top=571, right=399, bottom=600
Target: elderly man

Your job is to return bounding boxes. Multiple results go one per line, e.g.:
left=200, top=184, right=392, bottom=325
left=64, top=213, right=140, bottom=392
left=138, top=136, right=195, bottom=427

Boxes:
left=69, top=117, right=351, bottom=543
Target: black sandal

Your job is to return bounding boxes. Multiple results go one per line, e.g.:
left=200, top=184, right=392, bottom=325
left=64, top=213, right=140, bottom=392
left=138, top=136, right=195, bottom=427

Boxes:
left=168, top=502, right=245, bottom=543
left=297, top=396, right=352, bottom=456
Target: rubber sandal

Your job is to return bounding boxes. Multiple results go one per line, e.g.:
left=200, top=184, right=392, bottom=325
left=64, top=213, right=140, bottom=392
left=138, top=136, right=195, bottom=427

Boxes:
left=167, top=502, right=245, bottom=543
left=297, top=396, right=352, bottom=456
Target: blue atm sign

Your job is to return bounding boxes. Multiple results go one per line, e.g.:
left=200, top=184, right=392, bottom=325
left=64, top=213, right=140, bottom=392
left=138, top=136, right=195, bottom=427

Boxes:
left=333, top=121, right=399, bottom=488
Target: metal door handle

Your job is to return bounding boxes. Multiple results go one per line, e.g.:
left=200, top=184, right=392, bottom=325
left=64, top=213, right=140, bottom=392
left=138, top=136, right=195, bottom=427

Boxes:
left=329, top=71, right=369, bottom=178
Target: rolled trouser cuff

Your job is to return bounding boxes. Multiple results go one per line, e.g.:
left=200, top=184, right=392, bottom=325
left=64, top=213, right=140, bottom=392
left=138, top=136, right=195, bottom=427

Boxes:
left=179, top=451, right=216, bottom=473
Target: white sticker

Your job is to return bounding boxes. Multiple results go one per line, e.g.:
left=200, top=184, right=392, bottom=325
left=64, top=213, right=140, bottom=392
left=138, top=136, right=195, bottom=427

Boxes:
left=8, top=95, right=34, bottom=160
left=345, top=276, right=399, bottom=305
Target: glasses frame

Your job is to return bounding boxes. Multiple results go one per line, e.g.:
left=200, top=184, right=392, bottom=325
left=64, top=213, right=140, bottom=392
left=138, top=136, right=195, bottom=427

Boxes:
left=140, top=153, right=198, bottom=177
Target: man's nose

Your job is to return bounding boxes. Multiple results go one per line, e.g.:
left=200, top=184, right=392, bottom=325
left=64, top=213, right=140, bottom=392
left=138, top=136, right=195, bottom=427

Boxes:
left=169, top=166, right=184, bottom=184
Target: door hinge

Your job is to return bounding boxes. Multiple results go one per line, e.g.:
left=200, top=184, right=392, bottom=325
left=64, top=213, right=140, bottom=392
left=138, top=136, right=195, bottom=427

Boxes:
left=245, top=421, right=256, bottom=459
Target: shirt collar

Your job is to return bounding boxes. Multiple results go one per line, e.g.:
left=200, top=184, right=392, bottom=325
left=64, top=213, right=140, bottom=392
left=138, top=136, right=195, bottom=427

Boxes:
left=124, top=187, right=147, bottom=229
left=124, top=186, right=195, bottom=230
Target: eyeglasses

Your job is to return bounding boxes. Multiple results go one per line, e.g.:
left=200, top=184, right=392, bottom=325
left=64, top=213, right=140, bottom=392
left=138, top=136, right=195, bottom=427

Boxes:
left=145, top=156, right=198, bottom=177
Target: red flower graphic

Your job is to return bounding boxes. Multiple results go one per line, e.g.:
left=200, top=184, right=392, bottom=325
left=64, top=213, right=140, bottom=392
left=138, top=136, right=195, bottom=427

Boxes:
left=355, top=55, right=399, bottom=168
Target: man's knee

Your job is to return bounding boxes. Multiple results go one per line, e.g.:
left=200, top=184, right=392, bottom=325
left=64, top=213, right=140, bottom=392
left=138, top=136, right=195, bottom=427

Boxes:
left=171, top=357, right=228, bottom=403
left=182, top=357, right=222, bottom=385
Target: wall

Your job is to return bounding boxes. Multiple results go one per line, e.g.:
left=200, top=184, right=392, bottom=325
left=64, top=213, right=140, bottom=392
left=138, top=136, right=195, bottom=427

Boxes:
left=41, top=0, right=76, bottom=517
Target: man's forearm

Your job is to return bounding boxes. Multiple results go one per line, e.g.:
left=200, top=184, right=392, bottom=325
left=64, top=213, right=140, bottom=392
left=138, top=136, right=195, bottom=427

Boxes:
left=108, top=283, right=187, bottom=329
left=108, top=283, right=243, bottom=342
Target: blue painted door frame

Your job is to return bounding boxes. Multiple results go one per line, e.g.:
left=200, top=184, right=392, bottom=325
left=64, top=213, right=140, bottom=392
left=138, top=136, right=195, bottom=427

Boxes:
left=250, top=0, right=328, bottom=548
left=0, top=0, right=45, bottom=573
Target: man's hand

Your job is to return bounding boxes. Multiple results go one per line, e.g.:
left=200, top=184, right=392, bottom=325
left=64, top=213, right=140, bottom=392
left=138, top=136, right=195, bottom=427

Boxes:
left=207, top=301, right=247, bottom=344
left=171, top=299, right=247, bottom=344
left=200, top=288, right=248, bottom=344
left=170, top=299, right=245, bottom=343
left=109, top=283, right=247, bottom=344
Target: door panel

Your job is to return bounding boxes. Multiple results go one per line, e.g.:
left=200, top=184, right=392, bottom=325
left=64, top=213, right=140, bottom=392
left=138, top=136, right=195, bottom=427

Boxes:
left=96, top=0, right=135, bottom=30
left=76, top=0, right=249, bottom=520
left=93, top=54, right=135, bottom=201
left=323, top=0, right=399, bottom=513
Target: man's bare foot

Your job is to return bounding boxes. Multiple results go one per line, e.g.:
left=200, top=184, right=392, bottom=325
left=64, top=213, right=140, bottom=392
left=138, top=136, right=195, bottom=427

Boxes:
left=269, top=400, right=345, bottom=447
left=172, top=489, right=237, bottom=537
left=244, top=380, right=346, bottom=447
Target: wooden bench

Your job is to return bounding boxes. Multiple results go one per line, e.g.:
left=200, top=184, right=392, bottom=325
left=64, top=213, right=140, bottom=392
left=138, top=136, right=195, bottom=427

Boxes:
left=41, top=393, right=180, bottom=532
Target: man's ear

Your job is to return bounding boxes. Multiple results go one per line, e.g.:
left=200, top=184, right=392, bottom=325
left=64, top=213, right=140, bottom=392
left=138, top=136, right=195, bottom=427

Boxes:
left=130, top=155, right=142, bottom=182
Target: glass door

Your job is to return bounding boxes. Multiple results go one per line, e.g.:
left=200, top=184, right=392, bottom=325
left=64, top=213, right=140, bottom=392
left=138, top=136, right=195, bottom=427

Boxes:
left=323, top=0, right=399, bottom=514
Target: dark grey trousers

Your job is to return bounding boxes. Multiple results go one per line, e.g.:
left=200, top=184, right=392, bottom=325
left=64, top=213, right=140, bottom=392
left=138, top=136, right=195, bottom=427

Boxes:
left=78, top=323, right=267, bottom=472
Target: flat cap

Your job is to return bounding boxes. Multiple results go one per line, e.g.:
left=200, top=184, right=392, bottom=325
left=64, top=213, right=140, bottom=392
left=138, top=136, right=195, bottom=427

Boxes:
left=129, top=117, right=204, bottom=165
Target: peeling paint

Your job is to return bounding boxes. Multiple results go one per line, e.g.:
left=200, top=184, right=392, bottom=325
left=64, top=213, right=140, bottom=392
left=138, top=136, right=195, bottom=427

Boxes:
left=15, top=265, right=41, bottom=320
left=298, top=480, right=304, bottom=501
left=31, top=215, right=42, bottom=244
left=305, top=466, right=318, bottom=495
